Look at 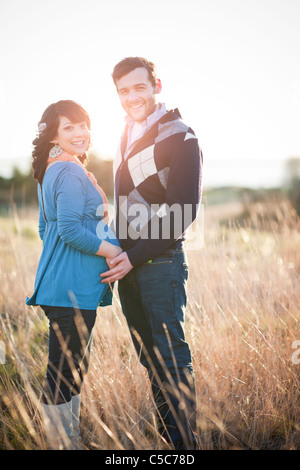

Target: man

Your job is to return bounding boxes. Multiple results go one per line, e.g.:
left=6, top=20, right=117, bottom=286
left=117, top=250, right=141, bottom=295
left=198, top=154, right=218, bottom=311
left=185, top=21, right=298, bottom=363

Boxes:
left=101, top=57, right=203, bottom=449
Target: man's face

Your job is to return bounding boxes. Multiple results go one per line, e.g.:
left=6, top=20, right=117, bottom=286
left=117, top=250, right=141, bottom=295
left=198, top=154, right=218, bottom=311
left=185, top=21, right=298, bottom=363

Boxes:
left=116, top=67, right=161, bottom=123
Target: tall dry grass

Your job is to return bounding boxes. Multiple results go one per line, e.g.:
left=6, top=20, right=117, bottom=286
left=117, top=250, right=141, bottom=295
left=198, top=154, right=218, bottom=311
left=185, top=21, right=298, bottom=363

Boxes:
left=0, top=198, right=299, bottom=450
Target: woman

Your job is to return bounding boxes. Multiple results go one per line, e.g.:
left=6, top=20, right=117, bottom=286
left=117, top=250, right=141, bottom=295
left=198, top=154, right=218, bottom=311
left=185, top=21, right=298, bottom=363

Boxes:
left=26, top=100, right=121, bottom=449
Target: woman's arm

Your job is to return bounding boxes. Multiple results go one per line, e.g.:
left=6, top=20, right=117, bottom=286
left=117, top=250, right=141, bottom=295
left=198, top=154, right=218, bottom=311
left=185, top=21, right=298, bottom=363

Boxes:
left=55, top=165, right=121, bottom=258
left=38, top=185, right=46, bottom=241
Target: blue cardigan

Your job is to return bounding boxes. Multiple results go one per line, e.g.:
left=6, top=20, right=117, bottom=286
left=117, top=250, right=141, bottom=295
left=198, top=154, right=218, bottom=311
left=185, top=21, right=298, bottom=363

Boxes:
left=26, top=161, right=119, bottom=310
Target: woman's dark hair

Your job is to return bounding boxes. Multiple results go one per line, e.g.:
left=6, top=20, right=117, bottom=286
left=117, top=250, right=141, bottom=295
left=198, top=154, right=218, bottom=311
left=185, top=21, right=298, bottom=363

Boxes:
left=112, top=56, right=158, bottom=88
left=32, top=100, right=91, bottom=184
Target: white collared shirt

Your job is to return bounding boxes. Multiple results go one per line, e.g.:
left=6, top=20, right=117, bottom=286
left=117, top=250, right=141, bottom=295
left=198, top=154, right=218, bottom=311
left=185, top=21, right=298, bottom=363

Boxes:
left=124, top=103, right=167, bottom=159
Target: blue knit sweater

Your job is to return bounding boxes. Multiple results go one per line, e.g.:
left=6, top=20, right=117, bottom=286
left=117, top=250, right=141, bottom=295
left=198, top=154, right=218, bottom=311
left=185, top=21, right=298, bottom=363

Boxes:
left=26, top=161, right=119, bottom=309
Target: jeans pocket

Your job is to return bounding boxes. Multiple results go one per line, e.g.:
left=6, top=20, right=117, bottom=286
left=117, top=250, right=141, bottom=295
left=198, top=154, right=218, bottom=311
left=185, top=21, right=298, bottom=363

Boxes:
left=147, top=259, right=173, bottom=265
left=146, top=257, right=173, bottom=266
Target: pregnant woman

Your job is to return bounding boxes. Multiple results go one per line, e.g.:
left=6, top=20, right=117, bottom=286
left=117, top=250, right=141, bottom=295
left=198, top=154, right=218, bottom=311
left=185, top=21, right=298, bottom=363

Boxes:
left=26, top=100, right=121, bottom=449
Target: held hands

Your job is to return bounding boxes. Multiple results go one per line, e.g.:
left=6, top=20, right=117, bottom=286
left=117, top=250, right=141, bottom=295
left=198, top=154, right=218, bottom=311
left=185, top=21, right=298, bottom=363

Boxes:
left=100, top=252, right=133, bottom=283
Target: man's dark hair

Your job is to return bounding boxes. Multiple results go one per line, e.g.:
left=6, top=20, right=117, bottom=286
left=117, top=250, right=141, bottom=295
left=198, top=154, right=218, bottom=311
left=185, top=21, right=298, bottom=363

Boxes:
left=112, top=57, right=158, bottom=87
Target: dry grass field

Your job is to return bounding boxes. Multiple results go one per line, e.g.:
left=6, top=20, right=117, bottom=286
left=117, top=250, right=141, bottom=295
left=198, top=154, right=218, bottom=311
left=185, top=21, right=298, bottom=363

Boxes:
left=0, top=196, right=299, bottom=450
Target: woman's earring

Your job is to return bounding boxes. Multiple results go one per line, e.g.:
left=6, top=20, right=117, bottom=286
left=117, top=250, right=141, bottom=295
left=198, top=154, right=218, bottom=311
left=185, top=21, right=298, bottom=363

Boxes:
left=49, top=144, right=63, bottom=159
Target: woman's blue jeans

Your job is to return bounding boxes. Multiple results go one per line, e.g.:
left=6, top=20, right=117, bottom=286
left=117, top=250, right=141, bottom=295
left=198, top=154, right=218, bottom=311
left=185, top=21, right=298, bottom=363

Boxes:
left=118, top=248, right=196, bottom=449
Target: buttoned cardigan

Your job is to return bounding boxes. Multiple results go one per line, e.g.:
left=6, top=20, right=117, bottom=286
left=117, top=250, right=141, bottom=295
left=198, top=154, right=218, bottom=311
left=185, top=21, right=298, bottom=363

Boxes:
left=26, top=161, right=119, bottom=309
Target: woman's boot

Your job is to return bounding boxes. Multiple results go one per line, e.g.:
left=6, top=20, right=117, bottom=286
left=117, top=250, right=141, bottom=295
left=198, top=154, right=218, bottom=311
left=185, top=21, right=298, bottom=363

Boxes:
left=41, top=401, right=74, bottom=450
left=71, top=394, right=82, bottom=448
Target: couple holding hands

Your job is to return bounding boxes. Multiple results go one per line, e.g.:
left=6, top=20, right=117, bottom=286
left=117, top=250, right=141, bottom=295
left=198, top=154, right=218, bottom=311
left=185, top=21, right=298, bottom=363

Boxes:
left=26, top=56, right=203, bottom=450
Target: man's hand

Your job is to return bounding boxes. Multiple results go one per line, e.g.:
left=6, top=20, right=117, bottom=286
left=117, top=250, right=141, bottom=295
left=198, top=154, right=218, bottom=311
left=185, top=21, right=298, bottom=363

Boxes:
left=100, top=252, right=133, bottom=283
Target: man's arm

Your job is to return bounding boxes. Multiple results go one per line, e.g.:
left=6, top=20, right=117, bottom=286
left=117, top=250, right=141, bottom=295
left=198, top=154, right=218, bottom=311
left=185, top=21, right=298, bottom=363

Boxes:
left=101, top=130, right=203, bottom=282
left=126, top=133, right=203, bottom=265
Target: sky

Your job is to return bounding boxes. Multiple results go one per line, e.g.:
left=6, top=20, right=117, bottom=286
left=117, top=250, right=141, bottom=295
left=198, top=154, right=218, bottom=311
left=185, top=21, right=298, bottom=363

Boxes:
left=0, top=0, right=299, bottom=188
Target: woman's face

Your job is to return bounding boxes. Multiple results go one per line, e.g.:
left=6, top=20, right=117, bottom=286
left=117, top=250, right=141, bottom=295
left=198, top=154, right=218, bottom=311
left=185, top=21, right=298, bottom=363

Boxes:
left=52, top=115, right=90, bottom=156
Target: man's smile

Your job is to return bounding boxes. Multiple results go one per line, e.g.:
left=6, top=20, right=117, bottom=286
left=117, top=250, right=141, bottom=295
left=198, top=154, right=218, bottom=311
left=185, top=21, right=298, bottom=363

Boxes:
left=130, top=103, right=144, bottom=109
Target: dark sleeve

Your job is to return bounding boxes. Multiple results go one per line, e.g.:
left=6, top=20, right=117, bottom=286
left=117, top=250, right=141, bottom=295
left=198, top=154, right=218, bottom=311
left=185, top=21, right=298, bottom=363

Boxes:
left=126, top=134, right=203, bottom=266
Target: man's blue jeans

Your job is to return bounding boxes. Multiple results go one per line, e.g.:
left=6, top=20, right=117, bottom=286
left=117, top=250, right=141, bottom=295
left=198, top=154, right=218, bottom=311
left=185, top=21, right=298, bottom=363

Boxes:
left=118, top=247, right=196, bottom=449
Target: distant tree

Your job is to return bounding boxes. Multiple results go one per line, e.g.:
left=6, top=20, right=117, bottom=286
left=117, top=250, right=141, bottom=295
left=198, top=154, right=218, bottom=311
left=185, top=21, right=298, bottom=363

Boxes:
left=284, top=157, right=300, bottom=215
left=86, top=153, right=114, bottom=200
left=0, top=164, right=37, bottom=207
left=0, top=153, right=115, bottom=207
